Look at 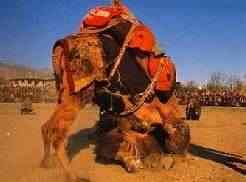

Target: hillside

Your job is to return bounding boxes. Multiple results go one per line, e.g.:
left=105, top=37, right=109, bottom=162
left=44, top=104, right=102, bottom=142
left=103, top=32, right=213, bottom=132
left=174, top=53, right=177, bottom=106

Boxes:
left=0, top=61, right=53, bottom=80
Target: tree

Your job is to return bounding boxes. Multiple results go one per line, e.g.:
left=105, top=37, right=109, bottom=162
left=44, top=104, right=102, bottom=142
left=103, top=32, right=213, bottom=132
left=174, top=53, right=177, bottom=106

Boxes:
left=185, top=80, right=198, bottom=92
left=206, top=72, right=227, bottom=91
left=226, top=74, right=242, bottom=91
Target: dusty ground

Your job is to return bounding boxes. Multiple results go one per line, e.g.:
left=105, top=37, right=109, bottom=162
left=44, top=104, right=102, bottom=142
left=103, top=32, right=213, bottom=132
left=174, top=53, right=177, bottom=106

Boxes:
left=0, top=103, right=245, bottom=182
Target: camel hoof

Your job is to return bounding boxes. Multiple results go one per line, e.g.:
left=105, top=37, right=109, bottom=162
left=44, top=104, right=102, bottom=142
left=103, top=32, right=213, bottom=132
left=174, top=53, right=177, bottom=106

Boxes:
left=66, top=174, right=90, bottom=182
left=75, top=177, right=91, bottom=182
left=161, top=155, right=175, bottom=170
left=143, top=153, right=174, bottom=170
left=40, top=154, right=61, bottom=169
left=125, top=159, right=143, bottom=173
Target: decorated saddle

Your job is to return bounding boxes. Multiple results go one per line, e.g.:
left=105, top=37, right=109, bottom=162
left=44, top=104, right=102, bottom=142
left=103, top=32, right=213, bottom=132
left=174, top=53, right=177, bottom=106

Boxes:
left=52, top=4, right=176, bottom=95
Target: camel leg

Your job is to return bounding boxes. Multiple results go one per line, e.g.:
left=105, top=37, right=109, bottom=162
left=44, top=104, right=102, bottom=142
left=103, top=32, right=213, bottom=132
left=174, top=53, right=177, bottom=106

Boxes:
left=134, top=94, right=189, bottom=154
left=41, top=107, right=61, bottom=168
left=155, top=95, right=183, bottom=122
left=155, top=95, right=190, bottom=154
left=41, top=87, right=82, bottom=180
left=41, top=123, right=52, bottom=168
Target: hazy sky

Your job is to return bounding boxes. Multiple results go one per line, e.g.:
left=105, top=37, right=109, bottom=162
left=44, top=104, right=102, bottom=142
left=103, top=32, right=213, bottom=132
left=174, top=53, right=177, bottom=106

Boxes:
left=0, top=0, right=246, bottom=82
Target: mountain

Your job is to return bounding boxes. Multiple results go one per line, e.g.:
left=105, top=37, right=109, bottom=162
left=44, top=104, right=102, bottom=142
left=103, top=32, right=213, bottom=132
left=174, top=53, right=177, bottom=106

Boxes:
left=0, top=61, right=53, bottom=80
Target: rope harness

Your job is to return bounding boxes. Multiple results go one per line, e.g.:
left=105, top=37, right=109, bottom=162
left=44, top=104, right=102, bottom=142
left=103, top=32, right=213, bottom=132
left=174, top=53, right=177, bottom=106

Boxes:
left=100, top=22, right=167, bottom=116
left=119, top=58, right=165, bottom=116
left=54, top=20, right=167, bottom=116
left=109, top=23, right=137, bottom=80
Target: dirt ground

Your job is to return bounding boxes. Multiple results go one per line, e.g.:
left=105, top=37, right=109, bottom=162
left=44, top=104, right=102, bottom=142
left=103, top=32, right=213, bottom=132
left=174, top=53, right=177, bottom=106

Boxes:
left=0, top=103, right=245, bottom=182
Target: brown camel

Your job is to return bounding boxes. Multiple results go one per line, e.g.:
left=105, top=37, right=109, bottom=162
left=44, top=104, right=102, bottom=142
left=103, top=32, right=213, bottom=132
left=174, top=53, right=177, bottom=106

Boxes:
left=41, top=30, right=190, bottom=181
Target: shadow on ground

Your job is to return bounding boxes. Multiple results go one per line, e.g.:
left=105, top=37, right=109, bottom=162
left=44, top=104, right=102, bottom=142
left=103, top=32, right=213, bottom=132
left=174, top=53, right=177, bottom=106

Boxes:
left=66, top=127, right=96, bottom=161
left=189, top=144, right=246, bottom=175
left=66, top=127, right=246, bottom=176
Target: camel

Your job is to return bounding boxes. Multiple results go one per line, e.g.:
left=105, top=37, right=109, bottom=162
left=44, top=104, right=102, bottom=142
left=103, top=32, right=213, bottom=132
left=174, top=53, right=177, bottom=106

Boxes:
left=40, top=21, right=190, bottom=181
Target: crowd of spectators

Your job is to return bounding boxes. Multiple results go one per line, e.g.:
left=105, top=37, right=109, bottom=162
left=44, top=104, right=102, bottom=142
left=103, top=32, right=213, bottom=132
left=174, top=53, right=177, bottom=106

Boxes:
left=1, top=82, right=246, bottom=107
left=176, top=89, right=246, bottom=107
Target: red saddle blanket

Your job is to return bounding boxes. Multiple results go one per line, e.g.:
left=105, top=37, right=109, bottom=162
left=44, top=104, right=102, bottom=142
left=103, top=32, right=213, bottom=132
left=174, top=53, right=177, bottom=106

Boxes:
left=82, top=5, right=128, bottom=28
left=147, top=56, right=176, bottom=91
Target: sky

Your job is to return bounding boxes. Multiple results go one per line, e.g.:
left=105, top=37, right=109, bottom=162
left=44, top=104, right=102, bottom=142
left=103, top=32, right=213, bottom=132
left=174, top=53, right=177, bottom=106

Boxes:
left=0, top=0, right=246, bottom=82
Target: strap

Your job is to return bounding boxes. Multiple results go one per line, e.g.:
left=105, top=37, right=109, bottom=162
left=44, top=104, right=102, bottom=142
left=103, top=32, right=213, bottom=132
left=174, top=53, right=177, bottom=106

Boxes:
left=109, top=23, right=137, bottom=79
left=119, top=57, right=165, bottom=116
